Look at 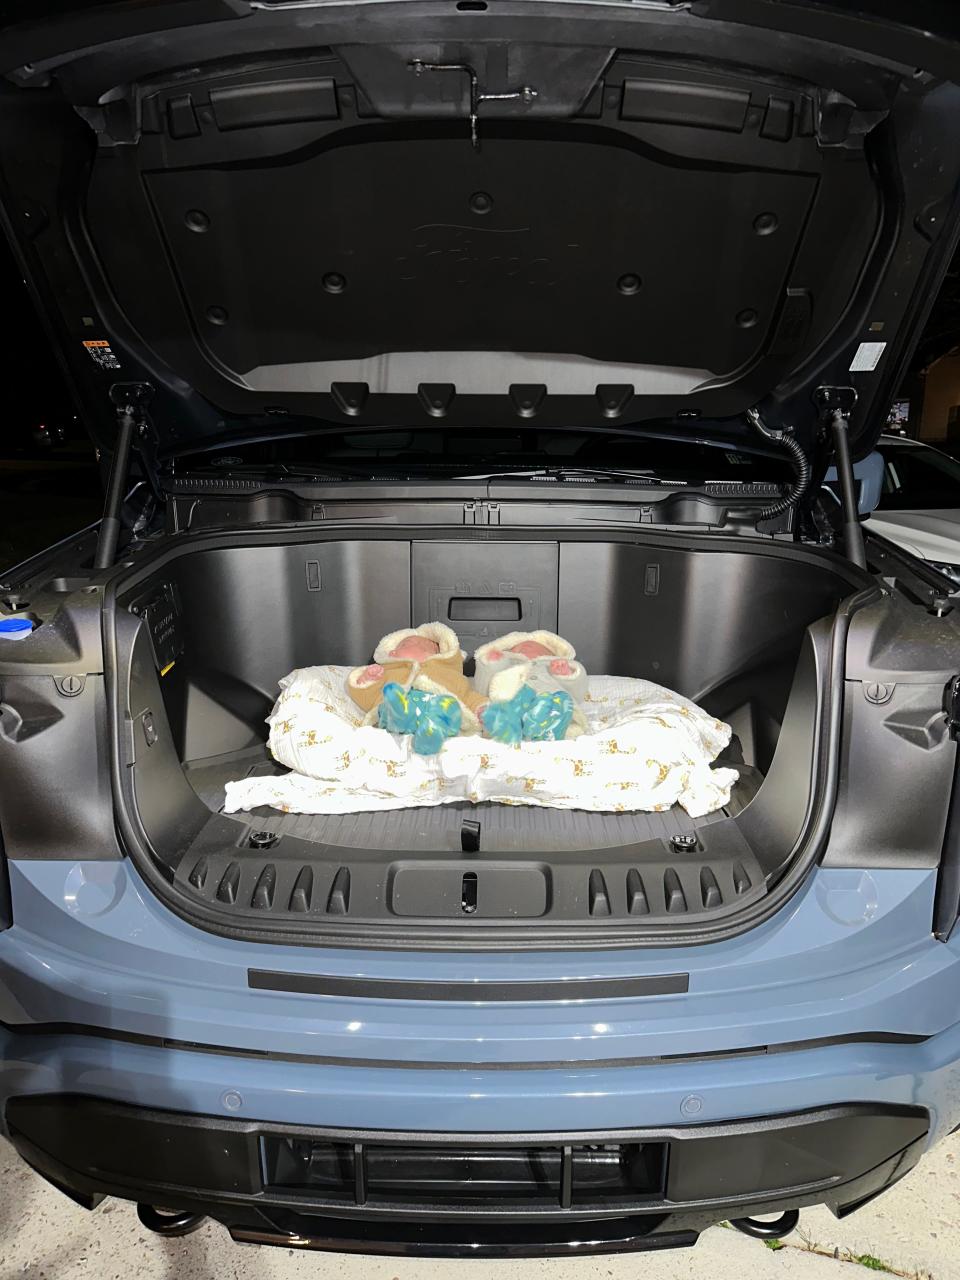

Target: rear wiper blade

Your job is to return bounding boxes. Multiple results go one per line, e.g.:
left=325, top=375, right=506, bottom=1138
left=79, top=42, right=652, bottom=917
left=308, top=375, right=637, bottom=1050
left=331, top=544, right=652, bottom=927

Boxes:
left=454, top=466, right=674, bottom=484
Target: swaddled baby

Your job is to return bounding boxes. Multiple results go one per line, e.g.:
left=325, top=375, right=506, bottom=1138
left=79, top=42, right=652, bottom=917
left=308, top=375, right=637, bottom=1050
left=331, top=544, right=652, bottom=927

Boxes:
left=347, top=622, right=486, bottom=753
left=474, top=631, right=588, bottom=742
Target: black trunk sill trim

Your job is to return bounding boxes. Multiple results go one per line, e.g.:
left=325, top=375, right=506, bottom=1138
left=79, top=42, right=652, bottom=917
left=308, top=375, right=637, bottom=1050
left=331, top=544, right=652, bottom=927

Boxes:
left=246, top=970, right=690, bottom=1000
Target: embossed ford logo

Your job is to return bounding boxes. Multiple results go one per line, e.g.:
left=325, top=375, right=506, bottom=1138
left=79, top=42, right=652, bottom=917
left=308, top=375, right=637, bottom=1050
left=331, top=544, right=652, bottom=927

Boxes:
left=395, top=222, right=567, bottom=286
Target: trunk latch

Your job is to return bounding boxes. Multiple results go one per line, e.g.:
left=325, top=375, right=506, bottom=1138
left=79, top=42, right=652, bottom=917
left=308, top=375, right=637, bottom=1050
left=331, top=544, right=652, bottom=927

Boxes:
left=407, top=59, right=537, bottom=149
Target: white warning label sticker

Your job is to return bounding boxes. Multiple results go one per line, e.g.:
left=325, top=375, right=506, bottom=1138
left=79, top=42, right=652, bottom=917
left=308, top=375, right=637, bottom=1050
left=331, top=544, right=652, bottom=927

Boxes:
left=849, top=341, right=886, bottom=373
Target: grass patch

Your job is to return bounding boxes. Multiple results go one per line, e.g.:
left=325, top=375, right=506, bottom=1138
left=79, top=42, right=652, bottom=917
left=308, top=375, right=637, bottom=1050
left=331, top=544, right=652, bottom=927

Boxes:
left=739, top=1231, right=927, bottom=1278
left=717, top=1219, right=929, bottom=1278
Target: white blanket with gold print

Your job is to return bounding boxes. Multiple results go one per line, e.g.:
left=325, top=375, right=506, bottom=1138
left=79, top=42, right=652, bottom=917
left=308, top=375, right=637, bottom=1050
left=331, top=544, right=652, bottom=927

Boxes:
left=223, top=666, right=739, bottom=819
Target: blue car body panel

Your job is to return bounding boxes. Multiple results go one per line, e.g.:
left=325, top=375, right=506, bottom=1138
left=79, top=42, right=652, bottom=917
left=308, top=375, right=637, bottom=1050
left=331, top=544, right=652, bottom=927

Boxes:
left=1, top=859, right=959, bottom=1141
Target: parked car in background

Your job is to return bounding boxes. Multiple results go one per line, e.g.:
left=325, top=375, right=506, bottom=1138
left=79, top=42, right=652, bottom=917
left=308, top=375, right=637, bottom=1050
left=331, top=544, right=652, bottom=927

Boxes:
left=30, top=421, right=66, bottom=450
left=0, top=418, right=67, bottom=458
left=867, top=436, right=960, bottom=585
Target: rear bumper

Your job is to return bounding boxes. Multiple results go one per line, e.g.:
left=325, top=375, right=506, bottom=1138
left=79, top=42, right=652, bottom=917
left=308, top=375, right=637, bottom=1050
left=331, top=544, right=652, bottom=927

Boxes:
left=4, top=862, right=960, bottom=1254
left=6, top=1093, right=929, bottom=1257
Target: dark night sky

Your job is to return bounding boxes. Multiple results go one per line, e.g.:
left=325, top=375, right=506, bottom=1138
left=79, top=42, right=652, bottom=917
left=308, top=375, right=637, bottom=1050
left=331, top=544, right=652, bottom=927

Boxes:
left=0, top=238, right=99, bottom=571
left=0, top=236, right=73, bottom=423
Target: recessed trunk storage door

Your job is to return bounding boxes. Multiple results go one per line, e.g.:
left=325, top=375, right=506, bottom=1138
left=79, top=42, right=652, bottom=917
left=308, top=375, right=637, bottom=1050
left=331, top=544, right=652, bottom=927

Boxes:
left=413, top=541, right=559, bottom=649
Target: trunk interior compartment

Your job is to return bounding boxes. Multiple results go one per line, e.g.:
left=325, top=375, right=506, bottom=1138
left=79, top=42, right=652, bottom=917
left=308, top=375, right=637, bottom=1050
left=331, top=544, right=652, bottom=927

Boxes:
left=110, top=528, right=864, bottom=946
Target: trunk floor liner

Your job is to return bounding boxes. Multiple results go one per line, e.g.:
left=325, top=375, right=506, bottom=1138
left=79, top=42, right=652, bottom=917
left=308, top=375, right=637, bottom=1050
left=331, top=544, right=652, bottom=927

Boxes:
left=184, top=747, right=762, bottom=853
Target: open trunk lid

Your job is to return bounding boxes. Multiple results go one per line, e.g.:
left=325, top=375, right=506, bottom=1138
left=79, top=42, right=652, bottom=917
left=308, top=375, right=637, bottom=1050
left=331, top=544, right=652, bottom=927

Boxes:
left=0, top=0, right=960, bottom=474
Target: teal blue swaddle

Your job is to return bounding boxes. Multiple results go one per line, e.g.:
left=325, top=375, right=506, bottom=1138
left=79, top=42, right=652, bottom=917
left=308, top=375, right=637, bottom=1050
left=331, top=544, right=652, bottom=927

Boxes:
left=377, top=682, right=463, bottom=755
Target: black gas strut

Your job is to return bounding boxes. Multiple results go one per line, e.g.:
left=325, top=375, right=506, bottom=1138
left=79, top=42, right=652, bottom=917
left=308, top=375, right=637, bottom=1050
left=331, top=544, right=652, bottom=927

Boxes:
left=814, top=386, right=867, bottom=571
left=93, top=382, right=153, bottom=571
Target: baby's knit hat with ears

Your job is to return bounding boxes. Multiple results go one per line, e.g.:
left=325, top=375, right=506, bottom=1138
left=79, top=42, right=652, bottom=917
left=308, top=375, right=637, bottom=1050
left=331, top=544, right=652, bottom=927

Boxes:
left=474, top=631, right=577, bottom=663
left=372, top=622, right=461, bottom=666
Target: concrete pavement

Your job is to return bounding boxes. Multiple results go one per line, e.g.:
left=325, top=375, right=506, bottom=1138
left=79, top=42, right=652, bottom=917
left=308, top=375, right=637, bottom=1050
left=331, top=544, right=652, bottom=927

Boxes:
left=0, top=1132, right=955, bottom=1280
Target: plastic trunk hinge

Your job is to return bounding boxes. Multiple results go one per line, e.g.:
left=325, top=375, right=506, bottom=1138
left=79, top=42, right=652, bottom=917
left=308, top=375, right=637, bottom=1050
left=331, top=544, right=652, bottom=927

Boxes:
left=814, top=386, right=867, bottom=571
left=93, top=382, right=154, bottom=571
